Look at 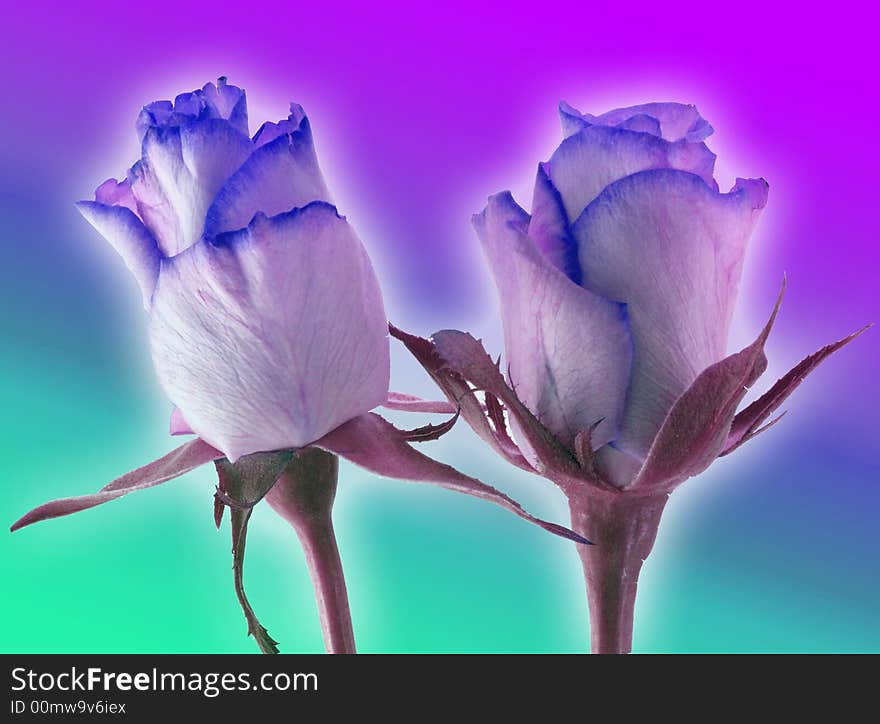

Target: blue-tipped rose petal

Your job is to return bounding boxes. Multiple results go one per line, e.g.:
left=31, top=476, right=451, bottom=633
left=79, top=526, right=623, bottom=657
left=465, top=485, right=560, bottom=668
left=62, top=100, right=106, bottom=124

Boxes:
left=559, top=100, right=713, bottom=143
left=572, top=169, right=768, bottom=457
left=542, top=123, right=717, bottom=228
left=149, top=202, right=389, bottom=462
left=76, top=200, right=161, bottom=308
left=204, top=112, right=329, bottom=237
left=131, top=119, right=252, bottom=255
left=473, top=192, right=632, bottom=452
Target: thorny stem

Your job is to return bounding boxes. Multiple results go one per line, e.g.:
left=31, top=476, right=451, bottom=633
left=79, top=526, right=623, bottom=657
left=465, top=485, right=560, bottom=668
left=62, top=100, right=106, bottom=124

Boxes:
left=568, top=489, right=668, bottom=654
left=265, top=449, right=355, bottom=654
left=230, top=506, right=279, bottom=654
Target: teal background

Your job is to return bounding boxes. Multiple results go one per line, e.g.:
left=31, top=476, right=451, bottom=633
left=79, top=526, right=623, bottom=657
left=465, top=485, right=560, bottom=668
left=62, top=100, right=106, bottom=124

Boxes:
left=2, top=1, right=878, bottom=653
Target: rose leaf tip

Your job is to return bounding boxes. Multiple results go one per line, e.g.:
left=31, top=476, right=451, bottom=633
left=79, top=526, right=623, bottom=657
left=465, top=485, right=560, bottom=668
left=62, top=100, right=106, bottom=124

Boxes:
left=850, top=322, right=873, bottom=341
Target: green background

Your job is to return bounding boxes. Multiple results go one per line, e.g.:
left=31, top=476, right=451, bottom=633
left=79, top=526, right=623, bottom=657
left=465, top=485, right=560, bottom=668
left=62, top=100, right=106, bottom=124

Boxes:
left=3, top=320, right=877, bottom=652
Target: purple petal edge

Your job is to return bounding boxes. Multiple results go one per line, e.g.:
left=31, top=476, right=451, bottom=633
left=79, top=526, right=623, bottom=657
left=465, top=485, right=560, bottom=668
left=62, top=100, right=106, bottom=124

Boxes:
left=10, top=439, right=223, bottom=532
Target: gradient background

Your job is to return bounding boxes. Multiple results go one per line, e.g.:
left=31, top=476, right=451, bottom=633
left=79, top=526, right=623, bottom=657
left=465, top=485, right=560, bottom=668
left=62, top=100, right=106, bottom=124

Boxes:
left=2, top=1, right=877, bottom=653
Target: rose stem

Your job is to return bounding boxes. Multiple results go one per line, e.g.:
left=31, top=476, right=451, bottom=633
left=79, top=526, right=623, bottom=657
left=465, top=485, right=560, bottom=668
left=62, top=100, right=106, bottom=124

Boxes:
left=265, top=448, right=356, bottom=654
left=567, top=489, right=668, bottom=654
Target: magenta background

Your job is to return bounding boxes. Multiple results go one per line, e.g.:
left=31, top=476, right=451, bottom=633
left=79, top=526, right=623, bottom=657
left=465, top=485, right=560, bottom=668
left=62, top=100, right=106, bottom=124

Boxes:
left=4, top=2, right=876, bottom=338
left=2, top=2, right=877, bottom=652
left=4, top=1, right=877, bottom=315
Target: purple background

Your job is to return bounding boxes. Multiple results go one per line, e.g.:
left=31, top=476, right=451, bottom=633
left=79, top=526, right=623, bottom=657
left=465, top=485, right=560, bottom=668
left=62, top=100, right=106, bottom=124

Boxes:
left=2, top=1, right=877, bottom=652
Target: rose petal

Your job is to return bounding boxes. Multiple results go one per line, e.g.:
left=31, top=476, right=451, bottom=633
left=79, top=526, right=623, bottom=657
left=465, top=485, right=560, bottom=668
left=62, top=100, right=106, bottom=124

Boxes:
left=204, top=112, right=329, bottom=237
left=473, top=192, right=632, bottom=453
left=527, top=163, right=580, bottom=281
left=314, top=413, right=590, bottom=544
left=252, top=103, right=308, bottom=148
left=169, top=406, right=194, bottom=436
left=559, top=101, right=713, bottom=143
left=614, top=113, right=663, bottom=135
left=200, top=77, right=249, bottom=137
left=136, top=100, right=175, bottom=142
left=94, top=177, right=138, bottom=214
left=10, top=439, right=222, bottom=532
left=625, top=283, right=784, bottom=491
left=136, top=79, right=249, bottom=141
left=149, top=202, right=390, bottom=462
left=572, top=169, right=769, bottom=457
left=130, top=119, right=253, bottom=256
left=76, top=201, right=161, bottom=308
left=594, top=444, right=644, bottom=488
left=543, top=123, right=717, bottom=227
left=722, top=323, right=871, bottom=455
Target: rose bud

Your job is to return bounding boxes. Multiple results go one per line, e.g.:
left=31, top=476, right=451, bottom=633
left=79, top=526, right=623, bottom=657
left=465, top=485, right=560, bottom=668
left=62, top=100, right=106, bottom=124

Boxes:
left=12, top=79, right=585, bottom=654
left=393, top=100, right=870, bottom=653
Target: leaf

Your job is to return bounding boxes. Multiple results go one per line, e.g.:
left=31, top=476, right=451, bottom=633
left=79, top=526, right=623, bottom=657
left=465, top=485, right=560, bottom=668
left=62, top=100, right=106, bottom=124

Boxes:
left=214, top=450, right=296, bottom=509
left=721, top=323, right=871, bottom=455
left=11, top=439, right=223, bottom=532
left=314, top=412, right=591, bottom=545
left=626, top=281, right=785, bottom=491
left=431, top=329, right=583, bottom=481
left=400, top=409, right=460, bottom=443
left=389, top=324, right=533, bottom=473
left=483, top=391, right=528, bottom=462
left=382, top=391, right=458, bottom=414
